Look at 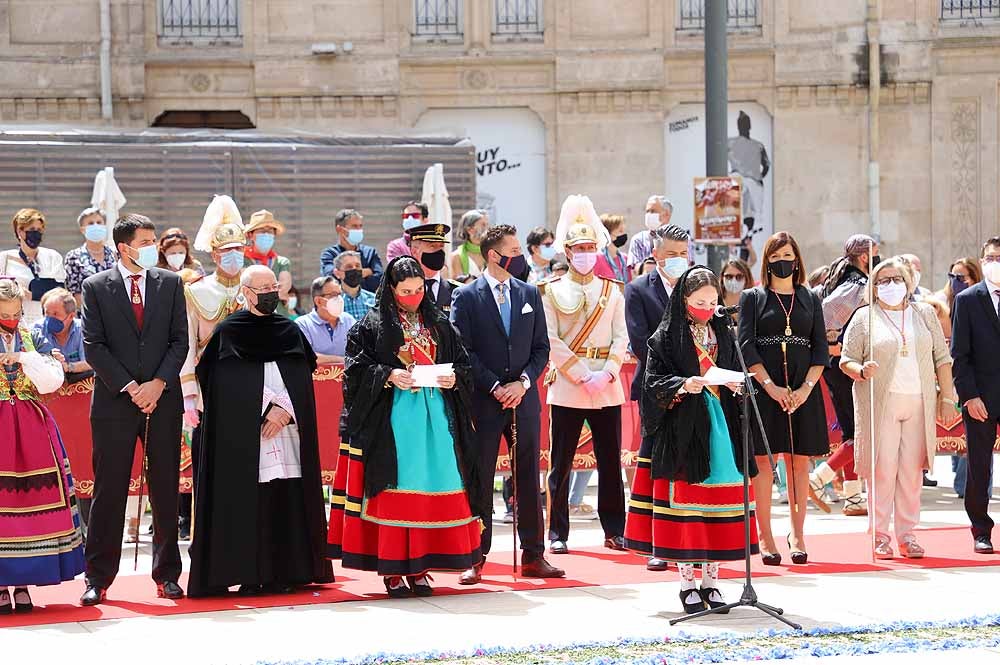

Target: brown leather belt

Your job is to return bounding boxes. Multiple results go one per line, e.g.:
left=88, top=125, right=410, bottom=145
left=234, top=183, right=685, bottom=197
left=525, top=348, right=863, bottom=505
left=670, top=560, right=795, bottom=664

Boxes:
left=575, top=346, right=610, bottom=359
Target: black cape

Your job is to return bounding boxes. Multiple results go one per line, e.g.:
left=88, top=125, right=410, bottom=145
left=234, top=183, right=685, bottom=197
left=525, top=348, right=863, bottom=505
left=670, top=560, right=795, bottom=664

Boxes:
left=343, top=259, right=487, bottom=519
left=641, top=267, right=757, bottom=484
left=188, top=310, right=333, bottom=597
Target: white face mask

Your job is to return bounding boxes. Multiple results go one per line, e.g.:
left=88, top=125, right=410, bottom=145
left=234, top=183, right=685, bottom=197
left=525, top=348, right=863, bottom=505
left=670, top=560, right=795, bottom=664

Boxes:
left=876, top=281, right=908, bottom=307
left=644, top=212, right=661, bottom=231
left=166, top=253, right=186, bottom=270
left=984, top=261, right=1000, bottom=285
left=325, top=295, right=344, bottom=317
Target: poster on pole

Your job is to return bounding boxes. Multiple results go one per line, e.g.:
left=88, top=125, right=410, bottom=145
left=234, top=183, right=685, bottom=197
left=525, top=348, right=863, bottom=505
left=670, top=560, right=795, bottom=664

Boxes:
left=693, top=176, right=742, bottom=244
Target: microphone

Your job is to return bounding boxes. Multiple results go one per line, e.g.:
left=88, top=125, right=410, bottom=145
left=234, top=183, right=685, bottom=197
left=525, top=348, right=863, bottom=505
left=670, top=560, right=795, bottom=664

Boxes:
left=715, top=304, right=740, bottom=318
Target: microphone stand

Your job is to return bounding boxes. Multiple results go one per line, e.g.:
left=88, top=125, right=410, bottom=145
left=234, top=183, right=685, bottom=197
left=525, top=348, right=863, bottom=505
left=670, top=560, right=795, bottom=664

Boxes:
left=670, top=316, right=801, bottom=630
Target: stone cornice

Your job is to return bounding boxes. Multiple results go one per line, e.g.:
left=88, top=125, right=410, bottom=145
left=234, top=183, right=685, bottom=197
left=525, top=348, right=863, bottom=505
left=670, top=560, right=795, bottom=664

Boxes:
left=256, top=95, right=398, bottom=120
left=775, top=81, right=930, bottom=108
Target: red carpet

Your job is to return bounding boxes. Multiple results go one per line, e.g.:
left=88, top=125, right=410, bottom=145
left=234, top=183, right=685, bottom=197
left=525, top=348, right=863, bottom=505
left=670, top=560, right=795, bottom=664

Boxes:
left=2, top=526, right=997, bottom=629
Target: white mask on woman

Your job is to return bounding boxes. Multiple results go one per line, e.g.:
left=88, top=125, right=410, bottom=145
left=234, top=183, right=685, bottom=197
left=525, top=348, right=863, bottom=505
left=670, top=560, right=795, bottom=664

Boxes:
left=876, top=282, right=908, bottom=307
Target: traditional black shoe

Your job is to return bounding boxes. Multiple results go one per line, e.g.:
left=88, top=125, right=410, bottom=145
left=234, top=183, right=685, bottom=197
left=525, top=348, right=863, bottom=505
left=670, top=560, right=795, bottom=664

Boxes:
left=679, top=588, right=706, bottom=614
left=603, top=535, right=626, bottom=551
left=178, top=519, right=191, bottom=541
left=80, top=585, right=106, bottom=606
left=0, top=589, right=12, bottom=615
left=974, top=536, right=994, bottom=555
left=699, top=587, right=729, bottom=614
left=383, top=576, right=411, bottom=599
left=157, top=581, right=185, bottom=600
left=922, top=472, right=938, bottom=488
left=12, top=588, right=33, bottom=614
left=646, top=557, right=669, bottom=572
left=549, top=540, right=569, bottom=555
left=238, top=584, right=262, bottom=597
left=406, top=575, right=434, bottom=597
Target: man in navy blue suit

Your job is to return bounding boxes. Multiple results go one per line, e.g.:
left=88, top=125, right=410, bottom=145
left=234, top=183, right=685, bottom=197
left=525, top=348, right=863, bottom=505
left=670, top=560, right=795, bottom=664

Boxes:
left=451, top=224, right=565, bottom=583
left=951, top=236, right=1000, bottom=555
left=623, top=224, right=690, bottom=571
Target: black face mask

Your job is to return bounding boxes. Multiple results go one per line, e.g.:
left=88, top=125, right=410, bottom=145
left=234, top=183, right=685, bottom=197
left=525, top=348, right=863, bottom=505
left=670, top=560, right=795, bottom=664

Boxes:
left=871, top=254, right=882, bottom=268
left=24, top=230, right=43, bottom=249
left=951, top=275, right=970, bottom=296
left=254, top=291, right=280, bottom=316
left=769, top=259, right=796, bottom=279
left=497, top=252, right=529, bottom=281
left=612, top=233, right=628, bottom=248
left=342, top=268, right=363, bottom=288
left=420, top=249, right=446, bottom=272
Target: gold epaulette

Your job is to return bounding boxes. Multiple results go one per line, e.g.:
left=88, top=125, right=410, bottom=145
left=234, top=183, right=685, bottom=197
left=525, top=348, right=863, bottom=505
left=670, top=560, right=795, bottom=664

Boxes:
left=537, top=275, right=561, bottom=295
left=598, top=275, right=625, bottom=294
left=187, top=274, right=206, bottom=285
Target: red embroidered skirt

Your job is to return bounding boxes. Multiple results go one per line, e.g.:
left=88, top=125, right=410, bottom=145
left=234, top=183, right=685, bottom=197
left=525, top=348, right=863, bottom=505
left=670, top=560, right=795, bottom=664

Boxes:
left=326, top=441, right=482, bottom=577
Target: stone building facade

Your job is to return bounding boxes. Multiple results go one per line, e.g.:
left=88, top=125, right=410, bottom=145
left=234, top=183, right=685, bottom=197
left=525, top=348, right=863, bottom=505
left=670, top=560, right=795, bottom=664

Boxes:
left=2, top=0, right=1000, bottom=284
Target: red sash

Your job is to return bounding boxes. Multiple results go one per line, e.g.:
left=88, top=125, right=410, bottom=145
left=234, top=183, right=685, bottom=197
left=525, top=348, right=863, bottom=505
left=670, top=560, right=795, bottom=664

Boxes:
left=692, top=334, right=720, bottom=400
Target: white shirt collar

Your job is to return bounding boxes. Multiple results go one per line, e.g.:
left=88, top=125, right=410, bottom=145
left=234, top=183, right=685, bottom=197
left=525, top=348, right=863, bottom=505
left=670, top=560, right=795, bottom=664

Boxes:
left=117, top=260, right=145, bottom=281
left=654, top=268, right=675, bottom=297
left=483, top=269, right=510, bottom=293
left=987, top=279, right=1000, bottom=295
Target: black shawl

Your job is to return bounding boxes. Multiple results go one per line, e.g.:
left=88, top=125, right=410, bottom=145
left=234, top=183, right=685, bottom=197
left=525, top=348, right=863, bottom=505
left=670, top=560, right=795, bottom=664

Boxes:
left=641, top=267, right=757, bottom=483
left=342, top=258, right=486, bottom=516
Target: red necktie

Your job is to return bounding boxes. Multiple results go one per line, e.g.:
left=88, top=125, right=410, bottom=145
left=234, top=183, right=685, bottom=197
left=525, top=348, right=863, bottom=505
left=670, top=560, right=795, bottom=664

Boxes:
left=129, top=274, right=144, bottom=330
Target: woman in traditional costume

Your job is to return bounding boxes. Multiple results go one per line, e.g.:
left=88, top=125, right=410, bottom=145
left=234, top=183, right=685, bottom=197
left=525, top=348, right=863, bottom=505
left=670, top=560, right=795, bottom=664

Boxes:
left=0, top=277, right=84, bottom=613
left=624, top=267, right=757, bottom=615
left=327, top=256, right=483, bottom=598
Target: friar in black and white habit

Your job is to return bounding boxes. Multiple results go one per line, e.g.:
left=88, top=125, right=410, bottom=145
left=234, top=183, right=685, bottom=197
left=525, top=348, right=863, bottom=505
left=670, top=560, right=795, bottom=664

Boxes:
left=187, top=265, right=333, bottom=597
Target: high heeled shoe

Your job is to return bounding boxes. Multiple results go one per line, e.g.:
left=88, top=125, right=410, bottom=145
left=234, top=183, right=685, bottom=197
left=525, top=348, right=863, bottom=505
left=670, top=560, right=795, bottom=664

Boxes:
left=0, top=589, right=12, bottom=615
left=759, top=544, right=782, bottom=566
left=787, top=535, right=808, bottom=564
left=12, top=587, right=32, bottom=614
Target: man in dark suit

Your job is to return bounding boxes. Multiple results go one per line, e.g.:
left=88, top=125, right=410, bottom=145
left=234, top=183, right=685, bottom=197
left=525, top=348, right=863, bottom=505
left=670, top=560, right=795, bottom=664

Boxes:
left=80, top=214, right=189, bottom=605
left=407, top=221, right=460, bottom=313
left=451, top=224, right=564, bottom=583
left=623, top=224, right=689, bottom=571
left=952, top=235, right=1000, bottom=555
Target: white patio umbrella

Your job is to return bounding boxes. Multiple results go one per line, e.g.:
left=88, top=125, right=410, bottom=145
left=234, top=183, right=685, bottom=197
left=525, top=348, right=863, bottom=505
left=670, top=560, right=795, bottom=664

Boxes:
left=91, top=166, right=126, bottom=247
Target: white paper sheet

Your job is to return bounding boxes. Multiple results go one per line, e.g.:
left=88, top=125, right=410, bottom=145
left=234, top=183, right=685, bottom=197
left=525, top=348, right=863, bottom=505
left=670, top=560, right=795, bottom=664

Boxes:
left=410, top=363, right=455, bottom=388
left=702, top=366, right=746, bottom=386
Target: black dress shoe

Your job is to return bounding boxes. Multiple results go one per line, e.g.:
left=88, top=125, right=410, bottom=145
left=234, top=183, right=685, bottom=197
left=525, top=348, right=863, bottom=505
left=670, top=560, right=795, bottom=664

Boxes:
left=679, top=588, right=706, bottom=614
left=238, top=584, right=262, bottom=597
left=646, top=557, right=669, bottom=571
left=80, top=585, right=106, bottom=606
left=699, top=586, right=729, bottom=614
left=604, top=535, right=626, bottom=551
left=922, top=472, right=938, bottom=488
left=178, top=519, right=191, bottom=541
left=383, top=577, right=411, bottom=599
left=0, top=589, right=12, bottom=615
left=157, top=580, right=185, bottom=600
left=262, top=583, right=294, bottom=595
left=974, top=536, right=994, bottom=554
left=549, top=540, right=569, bottom=554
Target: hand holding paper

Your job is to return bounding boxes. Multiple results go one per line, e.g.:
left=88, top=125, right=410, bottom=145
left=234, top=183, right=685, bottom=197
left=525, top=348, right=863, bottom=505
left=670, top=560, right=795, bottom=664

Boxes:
left=702, top=366, right=746, bottom=386
left=410, top=363, right=455, bottom=388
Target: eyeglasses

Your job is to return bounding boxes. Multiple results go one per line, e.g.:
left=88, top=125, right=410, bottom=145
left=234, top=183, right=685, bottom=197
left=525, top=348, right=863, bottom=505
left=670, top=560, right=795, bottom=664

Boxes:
left=162, top=232, right=188, bottom=242
left=874, top=276, right=906, bottom=287
left=246, top=284, right=279, bottom=293
left=984, top=255, right=1000, bottom=264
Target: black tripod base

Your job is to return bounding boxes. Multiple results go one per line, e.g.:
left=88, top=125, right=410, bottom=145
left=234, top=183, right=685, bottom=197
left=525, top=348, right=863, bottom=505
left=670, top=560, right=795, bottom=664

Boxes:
left=668, top=583, right=801, bottom=630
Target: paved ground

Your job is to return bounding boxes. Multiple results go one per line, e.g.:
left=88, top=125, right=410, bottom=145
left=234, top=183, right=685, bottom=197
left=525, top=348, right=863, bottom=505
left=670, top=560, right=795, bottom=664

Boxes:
left=3, top=456, right=999, bottom=665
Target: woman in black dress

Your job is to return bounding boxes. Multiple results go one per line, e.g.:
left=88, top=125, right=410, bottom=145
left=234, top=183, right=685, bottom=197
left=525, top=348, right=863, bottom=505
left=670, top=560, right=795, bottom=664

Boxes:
left=738, top=232, right=830, bottom=565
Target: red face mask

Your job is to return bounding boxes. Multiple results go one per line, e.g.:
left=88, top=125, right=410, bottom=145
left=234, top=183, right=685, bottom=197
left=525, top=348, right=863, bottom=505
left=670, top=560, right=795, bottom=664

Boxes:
left=395, top=291, right=424, bottom=311
left=687, top=304, right=714, bottom=324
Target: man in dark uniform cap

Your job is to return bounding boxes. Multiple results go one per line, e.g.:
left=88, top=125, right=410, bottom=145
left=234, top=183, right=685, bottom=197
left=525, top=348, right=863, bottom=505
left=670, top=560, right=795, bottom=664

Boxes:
left=407, top=222, right=462, bottom=313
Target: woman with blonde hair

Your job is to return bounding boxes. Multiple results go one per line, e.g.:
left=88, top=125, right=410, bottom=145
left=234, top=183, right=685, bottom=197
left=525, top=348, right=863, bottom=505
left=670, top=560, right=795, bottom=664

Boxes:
left=0, top=209, right=66, bottom=324
left=448, top=210, right=488, bottom=283
left=840, top=256, right=955, bottom=558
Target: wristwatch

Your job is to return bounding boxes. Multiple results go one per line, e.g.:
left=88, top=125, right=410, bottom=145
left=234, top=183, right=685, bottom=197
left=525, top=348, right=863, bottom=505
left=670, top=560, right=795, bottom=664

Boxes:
left=520, top=374, right=531, bottom=391
left=762, top=378, right=772, bottom=386
left=806, top=380, right=816, bottom=388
